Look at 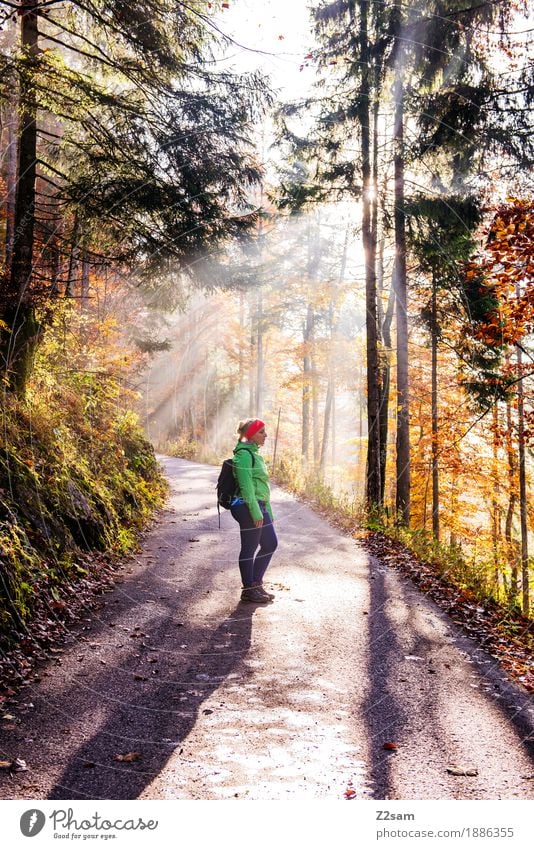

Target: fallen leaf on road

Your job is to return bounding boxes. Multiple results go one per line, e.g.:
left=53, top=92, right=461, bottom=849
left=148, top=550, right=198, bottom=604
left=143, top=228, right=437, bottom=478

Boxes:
left=2, top=714, right=15, bottom=721
left=383, top=742, right=398, bottom=751
left=113, top=752, right=140, bottom=762
left=446, top=766, right=478, bottom=776
left=344, top=788, right=357, bottom=799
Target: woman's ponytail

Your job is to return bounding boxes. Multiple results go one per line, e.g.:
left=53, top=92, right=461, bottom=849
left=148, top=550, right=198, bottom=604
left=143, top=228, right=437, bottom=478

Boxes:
left=237, top=419, right=255, bottom=439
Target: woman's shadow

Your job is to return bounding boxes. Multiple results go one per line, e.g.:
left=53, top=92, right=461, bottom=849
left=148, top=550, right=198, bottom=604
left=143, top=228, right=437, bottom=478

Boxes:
left=47, top=601, right=255, bottom=799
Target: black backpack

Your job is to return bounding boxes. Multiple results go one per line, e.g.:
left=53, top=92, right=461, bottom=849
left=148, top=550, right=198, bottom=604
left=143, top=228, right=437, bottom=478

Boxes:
left=216, top=447, right=255, bottom=526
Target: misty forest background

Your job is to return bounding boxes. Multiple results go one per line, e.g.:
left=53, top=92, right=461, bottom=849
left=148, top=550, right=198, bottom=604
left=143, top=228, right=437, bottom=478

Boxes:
left=0, top=0, right=533, bottom=667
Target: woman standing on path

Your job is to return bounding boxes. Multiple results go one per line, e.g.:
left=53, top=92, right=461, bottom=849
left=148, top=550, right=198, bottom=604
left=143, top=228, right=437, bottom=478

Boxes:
left=231, top=419, right=278, bottom=604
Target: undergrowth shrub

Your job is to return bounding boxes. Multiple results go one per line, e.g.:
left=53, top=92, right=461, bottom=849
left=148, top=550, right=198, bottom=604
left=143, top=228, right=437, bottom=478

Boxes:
left=161, top=435, right=220, bottom=466
left=0, top=302, right=167, bottom=642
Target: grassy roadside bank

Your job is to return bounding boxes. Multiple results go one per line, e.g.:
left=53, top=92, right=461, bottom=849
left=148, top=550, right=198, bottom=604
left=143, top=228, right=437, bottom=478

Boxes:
left=0, top=370, right=167, bottom=696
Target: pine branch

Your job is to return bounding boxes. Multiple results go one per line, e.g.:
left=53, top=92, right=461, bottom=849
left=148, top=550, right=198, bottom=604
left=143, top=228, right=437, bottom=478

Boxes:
left=37, top=157, right=70, bottom=182
left=0, top=0, right=64, bottom=9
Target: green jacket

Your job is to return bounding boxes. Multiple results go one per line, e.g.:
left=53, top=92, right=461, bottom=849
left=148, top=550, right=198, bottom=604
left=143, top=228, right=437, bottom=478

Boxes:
left=233, top=440, right=273, bottom=522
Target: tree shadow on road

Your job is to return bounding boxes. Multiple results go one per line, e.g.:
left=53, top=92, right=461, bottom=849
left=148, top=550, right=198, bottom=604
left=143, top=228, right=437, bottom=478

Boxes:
left=47, top=601, right=255, bottom=800
left=362, top=564, right=408, bottom=799
left=363, top=562, right=534, bottom=800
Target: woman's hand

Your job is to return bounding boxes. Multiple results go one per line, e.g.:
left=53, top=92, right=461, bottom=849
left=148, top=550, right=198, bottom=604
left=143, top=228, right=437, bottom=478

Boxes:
left=254, top=518, right=264, bottom=528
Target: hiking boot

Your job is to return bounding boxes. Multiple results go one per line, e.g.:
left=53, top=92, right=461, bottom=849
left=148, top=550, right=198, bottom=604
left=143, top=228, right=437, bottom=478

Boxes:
left=240, top=587, right=272, bottom=604
left=252, top=583, right=275, bottom=600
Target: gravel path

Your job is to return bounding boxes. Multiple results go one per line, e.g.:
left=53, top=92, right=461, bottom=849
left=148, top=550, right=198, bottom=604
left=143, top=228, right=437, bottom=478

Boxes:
left=1, top=456, right=533, bottom=800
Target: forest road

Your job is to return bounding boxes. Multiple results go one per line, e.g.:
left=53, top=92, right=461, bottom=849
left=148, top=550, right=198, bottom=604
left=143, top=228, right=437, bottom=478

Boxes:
left=1, top=456, right=534, bottom=801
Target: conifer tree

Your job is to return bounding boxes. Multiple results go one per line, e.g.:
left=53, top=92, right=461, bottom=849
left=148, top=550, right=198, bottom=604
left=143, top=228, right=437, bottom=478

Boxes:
left=0, top=0, right=269, bottom=393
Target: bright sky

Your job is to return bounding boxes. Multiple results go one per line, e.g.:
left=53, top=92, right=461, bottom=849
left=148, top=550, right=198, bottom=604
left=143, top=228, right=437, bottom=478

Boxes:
left=211, top=0, right=317, bottom=101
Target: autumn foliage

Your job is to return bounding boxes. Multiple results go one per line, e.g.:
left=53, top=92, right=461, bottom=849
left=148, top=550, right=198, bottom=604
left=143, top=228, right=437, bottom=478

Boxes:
left=464, top=200, right=534, bottom=350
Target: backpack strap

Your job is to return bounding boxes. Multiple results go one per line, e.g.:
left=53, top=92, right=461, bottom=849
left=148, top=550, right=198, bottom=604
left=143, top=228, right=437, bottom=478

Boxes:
left=232, top=447, right=255, bottom=505
left=233, top=446, right=256, bottom=466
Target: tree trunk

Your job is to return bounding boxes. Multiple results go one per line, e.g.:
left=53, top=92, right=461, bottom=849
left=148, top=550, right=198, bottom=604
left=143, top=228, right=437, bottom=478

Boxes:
left=81, top=240, right=90, bottom=308
left=331, top=383, right=336, bottom=468
left=311, top=347, right=320, bottom=466
left=516, top=341, right=529, bottom=615
left=65, top=213, right=80, bottom=298
left=188, top=404, right=196, bottom=442
left=449, top=472, right=458, bottom=549
left=431, top=274, right=439, bottom=541
left=373, top=66, right=387, bottom=497
left=491, top=404, right=501, bottom=591
left=505, top=396, right=518, bottom=600
left=393, top=68, right=410, bottom=525
left=320, top=374, right=334, bottom=474
left=204, top=372, right=208, bottom=441
left=378, top=233, right=394, bottom=504
left=48, top=227, right=62, bottom=301
left=238, top=290, right=245, bottom=394
left=4, top=94, right=18, bottom=276
left=249, top=292, right=256, bottom=413
left=321, top=226, right=348, bottom=475
left=0, top=2, right=40, bottom=396
left=302, top=304, right=313, bottom=466
left=352, top=0, right=381, bottom=507
left=1, top=17, right=18, bottom=275
left=320, top=296, right=337, bottom=474
left=256, top=289, right=264, bottom=413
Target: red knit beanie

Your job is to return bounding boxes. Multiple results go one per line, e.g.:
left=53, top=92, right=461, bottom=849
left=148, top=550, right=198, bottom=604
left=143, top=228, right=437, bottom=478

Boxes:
left=245, top=419, right=265, bottom=440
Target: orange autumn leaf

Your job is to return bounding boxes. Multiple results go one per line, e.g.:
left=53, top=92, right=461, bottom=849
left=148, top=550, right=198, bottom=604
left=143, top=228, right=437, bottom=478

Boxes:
left=113, top=752, right=140, bottom=762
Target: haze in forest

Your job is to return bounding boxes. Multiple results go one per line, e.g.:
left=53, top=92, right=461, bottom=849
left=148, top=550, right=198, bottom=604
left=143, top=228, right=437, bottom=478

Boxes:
left=0, top=0, right=532, bottom=621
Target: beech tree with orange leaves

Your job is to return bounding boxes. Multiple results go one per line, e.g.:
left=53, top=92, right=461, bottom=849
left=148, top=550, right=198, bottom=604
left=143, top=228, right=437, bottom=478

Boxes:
left=461, top=199, right=534, bottom=614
